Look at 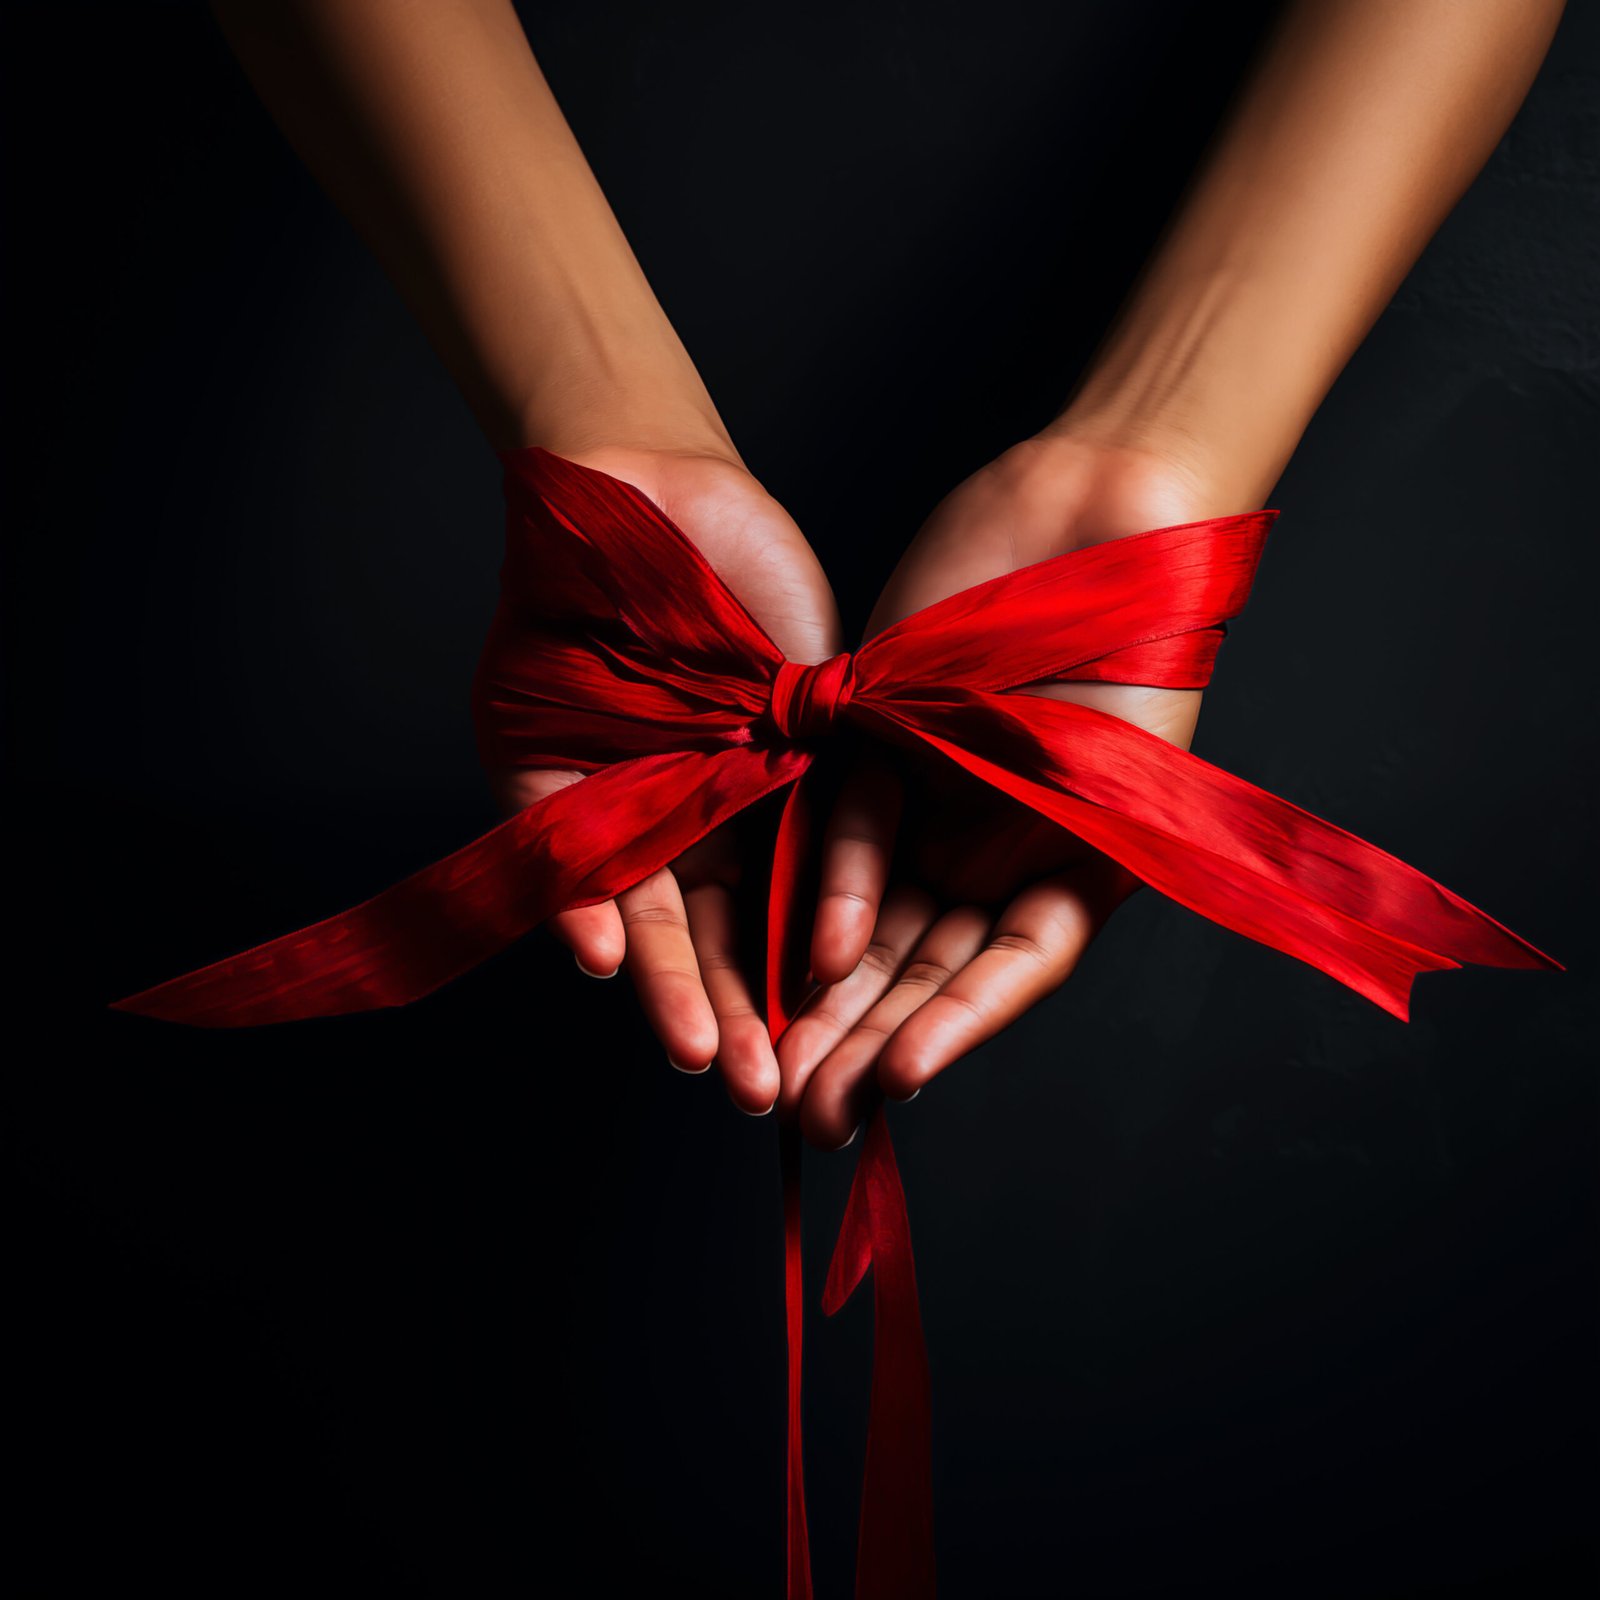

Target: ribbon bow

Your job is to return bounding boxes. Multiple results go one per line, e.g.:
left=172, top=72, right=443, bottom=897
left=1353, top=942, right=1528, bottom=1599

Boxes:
left=114, top=446, right=1560, bottom=1598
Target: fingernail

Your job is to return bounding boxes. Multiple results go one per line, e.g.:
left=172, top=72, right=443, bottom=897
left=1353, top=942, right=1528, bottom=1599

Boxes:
left=669, top=1057, right=713, bottom=1075
left=575, top=955, right=619, bottom=979
left=832, top=1126, right=859, bottom=1151
left=742, top=1100, right=776, bottom=1118
left=888, top=1087, right=921, bottom=1103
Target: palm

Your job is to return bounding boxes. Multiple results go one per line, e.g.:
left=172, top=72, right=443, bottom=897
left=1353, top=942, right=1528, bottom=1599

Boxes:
left=879, top=437, right=1205, bottom=909
left=782, top=436, right=1222, bottom=1147
left=488, top=445, right=840, bottom=1111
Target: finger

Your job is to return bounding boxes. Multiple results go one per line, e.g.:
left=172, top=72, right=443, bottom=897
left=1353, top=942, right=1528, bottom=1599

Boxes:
left=488, top=767, right=629, bottom=979
left=810, top=759, right=902, bottom=986
left=877, top=869, right=1120, bottom=1102
left=776, top=885, right=938, bottom=1118
left=800, top=904, right=992, bottom=1151
left=684, top=882, right=779, bottom=1116
left=549, top=902, right=627, bottom=979
left=617, top=868, right=719, bottom=1073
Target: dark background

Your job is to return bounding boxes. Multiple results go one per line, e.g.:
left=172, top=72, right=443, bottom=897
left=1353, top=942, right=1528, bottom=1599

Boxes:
left=4, top=2, right=1595, bottom=1594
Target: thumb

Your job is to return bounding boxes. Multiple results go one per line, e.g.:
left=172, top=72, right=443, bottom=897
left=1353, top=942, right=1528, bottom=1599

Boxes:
left=810, top=755, right=902, bottom=987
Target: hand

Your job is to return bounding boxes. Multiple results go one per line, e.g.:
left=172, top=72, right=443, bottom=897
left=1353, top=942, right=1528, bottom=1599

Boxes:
left=781, top=433, right=1227, bottom=1148
left=488, top=445, right=841, bottom=1116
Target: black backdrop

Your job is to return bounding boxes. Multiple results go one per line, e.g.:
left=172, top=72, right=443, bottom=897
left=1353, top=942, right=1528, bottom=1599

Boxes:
left=4, top=3, right=1596, bottom=1595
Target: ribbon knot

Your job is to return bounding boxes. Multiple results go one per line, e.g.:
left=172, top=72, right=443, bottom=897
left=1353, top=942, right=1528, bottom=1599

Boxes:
left=769, top=652, right=855, bottom=740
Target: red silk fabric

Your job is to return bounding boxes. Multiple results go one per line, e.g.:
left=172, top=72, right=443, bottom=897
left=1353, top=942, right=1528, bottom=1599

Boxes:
left=114, top=446, right=1559, bottom=1597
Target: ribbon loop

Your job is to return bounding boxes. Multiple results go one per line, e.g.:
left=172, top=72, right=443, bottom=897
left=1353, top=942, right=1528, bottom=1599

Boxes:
left=770, top=651, right=856, bottom=740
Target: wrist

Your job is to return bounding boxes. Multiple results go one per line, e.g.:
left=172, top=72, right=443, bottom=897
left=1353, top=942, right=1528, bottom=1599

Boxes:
left=987, top=431, right=1234, bottom=554
left=512, top=388, right=739, bottom=468
left=1044, top=260, right=1326, bottom=514
left=499, top=317, right=739, bottom=466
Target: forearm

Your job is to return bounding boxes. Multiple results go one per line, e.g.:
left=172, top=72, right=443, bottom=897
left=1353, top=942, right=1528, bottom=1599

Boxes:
left=209, top=0, right=732, bottom=458
left=1050, top=0, right=1565, bottom=511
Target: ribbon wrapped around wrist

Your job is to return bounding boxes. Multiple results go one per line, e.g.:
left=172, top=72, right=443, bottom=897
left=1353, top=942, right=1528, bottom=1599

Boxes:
left=113, top=446, right=1560, bottom=1599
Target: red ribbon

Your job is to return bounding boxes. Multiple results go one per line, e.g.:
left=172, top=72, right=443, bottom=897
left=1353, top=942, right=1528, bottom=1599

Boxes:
left=113, top=446, right=1560, bottom=1597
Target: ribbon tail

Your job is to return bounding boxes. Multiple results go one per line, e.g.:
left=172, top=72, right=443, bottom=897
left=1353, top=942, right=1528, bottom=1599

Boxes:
left=769, top=776, right=818, bottom=1600
left=822, top=1108, right=937, bottom=1600
left=115, top=744, right=808, bottom=1027
left=871, top=692, right=1560, bottom=1022
left=781, top=1119, right=814, bottom=1600
left=768, top=776, right=935, bottom=1598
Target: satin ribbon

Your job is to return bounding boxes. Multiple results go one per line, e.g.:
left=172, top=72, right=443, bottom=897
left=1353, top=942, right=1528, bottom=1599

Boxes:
left=113, top=446, right=1560, bottom=1597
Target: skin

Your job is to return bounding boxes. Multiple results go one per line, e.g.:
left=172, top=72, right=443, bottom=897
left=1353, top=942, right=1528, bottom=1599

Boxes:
left=209, top=0, right=840, bottom=1112
left=210, top=0, right=1564, bottom=1135
left=793, top=0, right=1567, bottom=1146
left=488, top=443, right=838, bottom=1113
